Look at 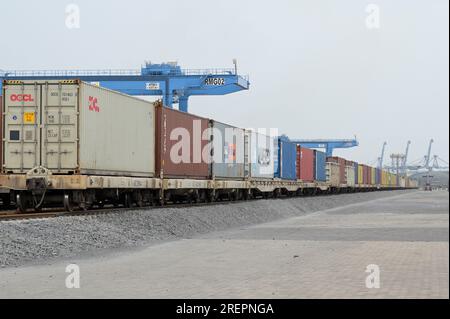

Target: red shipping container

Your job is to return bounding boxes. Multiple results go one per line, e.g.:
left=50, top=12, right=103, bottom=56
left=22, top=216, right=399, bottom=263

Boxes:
left=363, top=165, right=370, bottom=184
left=155, top=104, right=211, bottom=179
left=296, top=146, right=314, bottom=182
left=327, top=156, right=347, bottom=184
left=0, top=96, right=2, bottom=169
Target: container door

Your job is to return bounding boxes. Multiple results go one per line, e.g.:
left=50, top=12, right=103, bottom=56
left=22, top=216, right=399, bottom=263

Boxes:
left=3, top=83, right=41, bottom=173
left=41, top=83, right=79, bottom=173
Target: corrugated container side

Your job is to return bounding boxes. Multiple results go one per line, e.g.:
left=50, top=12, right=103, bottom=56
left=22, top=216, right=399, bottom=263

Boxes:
left=363, top=165, right=370, bottom=185
left=274, top=137, right=297, bottom=180
left=400, top=176, right=406, bottom=188
left=327, top=156, right=346, bottom=184
left=358, top=165, right=364, bottom=184
left=354, top=162, right=359, bottom=185
left=79, top=83, right=155, bottom=176
left=371, top=167, right=376, bottom=185
left=296, top=146, right=314, bottom=182
left=346, top=165, right=356, bottom=187
left=314, top=150, right=327, bottom=182
left=326, top=162, right=340, bottom=186
left=211, top=120, right=246, bottom=179
left=247, top=130, right=275, bottom=179
left=155, top=105, right=210, bottom=179
left=392, top=173, right=399, bottom=186
left=381, top=170, right=388, bottom=185
left=0, top=96, right=2, bottom=170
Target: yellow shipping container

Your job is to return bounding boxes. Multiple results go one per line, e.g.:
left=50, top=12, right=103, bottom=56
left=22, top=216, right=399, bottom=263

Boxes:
left=358, top=165, right=364, bottom=184
left=371, top=167, right=376, bottom=185
left=381, top=170, right=388, bottom=186
left=390, top=173, right=397, bottom=186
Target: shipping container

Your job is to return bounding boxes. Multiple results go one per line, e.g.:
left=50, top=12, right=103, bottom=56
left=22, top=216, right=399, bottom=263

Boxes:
left=362, top=165, right=370, bottom=185
left=382, top=170, right=388, bottom=185
left=2, top=80, right=155, bottom=177
left=274, top=137, right=297, bottom=180
left=314, top=150, right=327, bottom=182
left=399, top=176, right=406, bottom=188
left=296, top=146, right=314, bottom=182
left=358, top=165, right=364, bottom=184
left=326, top=162, right=340, bottom=187
left=391, top=173, right=398, bottom=186
left=346, top=165, right=356, bottom=187
left=246, top=130, right=275, bottom=179
left=371, top=167, right=376, bottom=185
left=0, top=96, right=2, bottom=169
left=353, top=162, right=359, bottom=185
left=155, top=105, right=210, bottom=179
left=327, top=156, right=346, bottom=184
left=210, top=120, right=246, bottom=179
left=375, top=168, right=381, bottom=185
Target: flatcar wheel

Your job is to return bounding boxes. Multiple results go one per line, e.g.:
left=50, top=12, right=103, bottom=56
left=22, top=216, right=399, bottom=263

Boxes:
left=16, top=193, right=28, bottom=214
left=63, top=194, right=74, bottom=212
left=2, top=195, right=11, bottom=208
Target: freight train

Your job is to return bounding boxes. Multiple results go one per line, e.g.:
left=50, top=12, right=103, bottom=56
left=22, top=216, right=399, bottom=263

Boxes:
left=0, top=80, right=417, bottom=213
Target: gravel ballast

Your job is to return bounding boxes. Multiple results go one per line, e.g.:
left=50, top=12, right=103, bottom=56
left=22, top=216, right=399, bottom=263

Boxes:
left=0, top=190, right=414, bottom=268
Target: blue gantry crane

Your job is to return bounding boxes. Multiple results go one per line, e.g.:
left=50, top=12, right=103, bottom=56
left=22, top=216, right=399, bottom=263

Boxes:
left=1, top=62, right=360, bottom=157
left=0, top=61, right=250, bottom=112
left=290, top=138, right=359, bottom=157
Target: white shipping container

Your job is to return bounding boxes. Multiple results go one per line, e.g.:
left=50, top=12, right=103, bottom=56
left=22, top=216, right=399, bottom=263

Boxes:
left=2, top=80, right=155, bottom=177
left=400, top=176, right=406, bottom=188
left=246, top=130, right=275, bottom=179
left=345, top=165, right=355, bottom=187
left=326, top=162, right=340, bottom=187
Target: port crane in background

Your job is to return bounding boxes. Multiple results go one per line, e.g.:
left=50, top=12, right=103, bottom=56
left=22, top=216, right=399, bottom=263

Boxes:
left=402, top=141, right=411, bottom=173
left=0, top=61, right=250, bottom=112
left=384, top=139, right=449, bottom=174
left=430, top=156, right=449, bottom=171
left=406, top=139, right=435, bottom=171
left=377, top=142, right=387, bottom=169
left=290, top=138, right=359, bottom=157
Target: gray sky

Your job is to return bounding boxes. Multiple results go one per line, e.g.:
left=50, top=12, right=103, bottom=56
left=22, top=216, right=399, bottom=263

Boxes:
left=1, top=0, right=448, bottom=165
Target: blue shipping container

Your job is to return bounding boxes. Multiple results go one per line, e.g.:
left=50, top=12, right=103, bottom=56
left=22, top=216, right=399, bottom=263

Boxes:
left=274, top=137, right=297, bottom=180
left=375, top=168, right=381, bottom=185
left=314, top=150, right=327, bottom=182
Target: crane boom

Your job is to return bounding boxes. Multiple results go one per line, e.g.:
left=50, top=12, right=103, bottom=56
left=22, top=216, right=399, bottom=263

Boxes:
left=425, top=139, right=434, bottom=169
left=0, top=62, right=250, bottom=113
left=403, top=141, right=411, bottom=167
left=378, top=142, right=387, bottom=169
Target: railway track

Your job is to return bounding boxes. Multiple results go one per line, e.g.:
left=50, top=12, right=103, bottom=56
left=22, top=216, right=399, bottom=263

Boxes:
left=0, top=211, right=59, bottom=221
left=0, top=197, right=264, bottom=221
left=0, top=188, right=414, bottom=222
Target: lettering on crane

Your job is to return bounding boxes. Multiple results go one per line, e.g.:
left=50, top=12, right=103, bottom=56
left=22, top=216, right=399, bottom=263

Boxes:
left=205, top=78, right=225, bottom=86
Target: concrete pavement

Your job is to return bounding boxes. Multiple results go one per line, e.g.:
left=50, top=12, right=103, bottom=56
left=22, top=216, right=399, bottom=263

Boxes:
left=0, top=190, right=448, bottom=298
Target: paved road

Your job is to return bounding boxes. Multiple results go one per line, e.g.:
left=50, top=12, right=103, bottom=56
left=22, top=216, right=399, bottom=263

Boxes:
left=0, top=191, right=448, bottom=298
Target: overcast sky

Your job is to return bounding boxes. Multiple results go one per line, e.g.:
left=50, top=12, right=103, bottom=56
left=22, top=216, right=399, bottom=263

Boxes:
left=1, top=0, right=448, bottom=165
